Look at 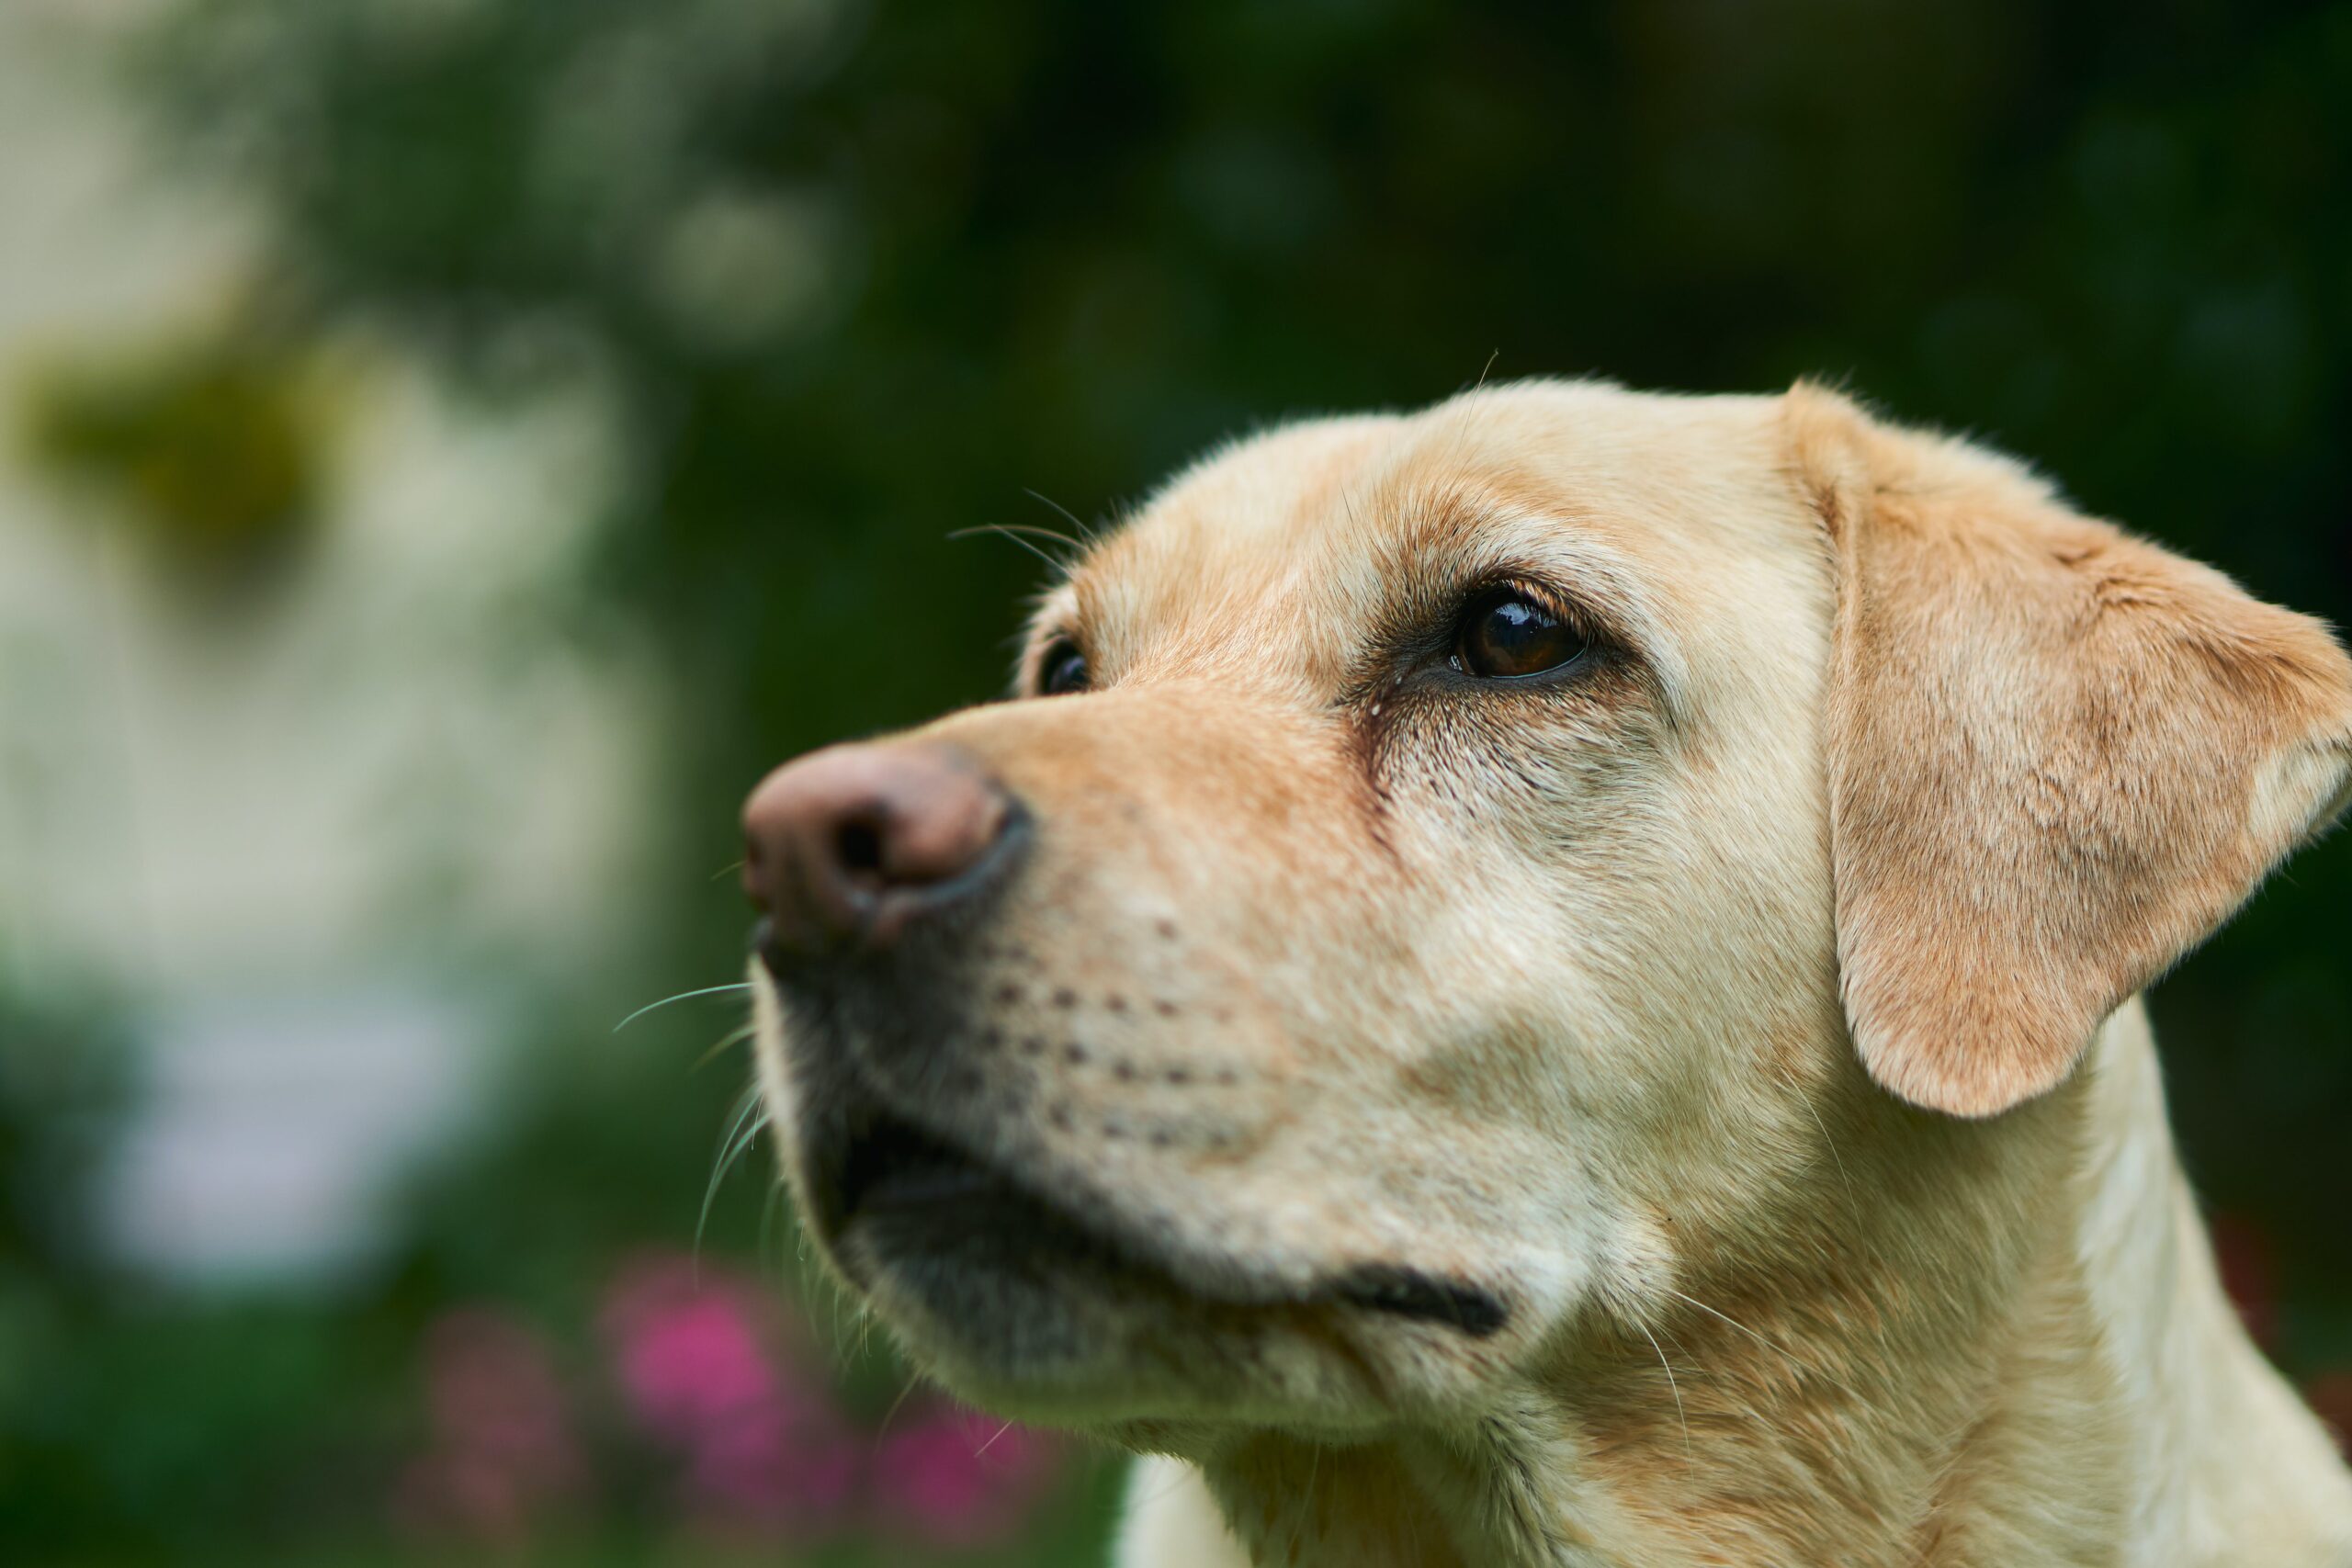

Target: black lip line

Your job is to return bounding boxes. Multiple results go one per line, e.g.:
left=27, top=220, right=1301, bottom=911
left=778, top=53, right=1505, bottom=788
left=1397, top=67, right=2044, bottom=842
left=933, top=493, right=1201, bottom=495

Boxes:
left=1325, top=1263, right=1510, bottom=1337
left=814, top=1105, right=1510, bottom=1338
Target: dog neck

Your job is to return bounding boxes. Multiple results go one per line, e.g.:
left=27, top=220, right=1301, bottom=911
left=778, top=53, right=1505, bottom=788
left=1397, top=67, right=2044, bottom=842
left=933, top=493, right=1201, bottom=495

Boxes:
left=1166, top=1002, right=2349, bottom=1567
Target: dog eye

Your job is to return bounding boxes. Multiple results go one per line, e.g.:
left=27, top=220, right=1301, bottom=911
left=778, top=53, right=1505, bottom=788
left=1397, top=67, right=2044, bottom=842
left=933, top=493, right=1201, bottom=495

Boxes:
left=1037, top=638, right=1090, bottom=696
left=1454, top=589, right=1589, bottom=680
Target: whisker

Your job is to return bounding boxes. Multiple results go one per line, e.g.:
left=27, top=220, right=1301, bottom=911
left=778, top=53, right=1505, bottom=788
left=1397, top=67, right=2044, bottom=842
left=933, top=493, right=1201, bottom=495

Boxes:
left=946, top=523, right=1072, bottom=574
left=695, top=1022, right=757, bottom=1071
left=978, top=520, right=1087, bottom=553
left=1023, top=487, right=1099, bottom=544
left=853, top=1303, right=879, bottom=1362
left=1287, top=1438, right=1322, bottom=1562
left=1136, top=1457, right=1198, bottom=1512
left=971, top=1417, right=1018, bottom=1461
left=876, top=1373, right=925, bottom=1441
left=614, top=982, right=753, bottom=1033
left=1658, top=1285, right=1872, bottom=1410
left=696, top=1085, right=772, bottom=1264
left=1794, top=1093, right=1897, bottom=1371
left=1631, top=1316, right=1692, bottom=1464
left=1800, top=1095, right=1859, bottom=1213
left=815, top=1287, right=854, bottom=1374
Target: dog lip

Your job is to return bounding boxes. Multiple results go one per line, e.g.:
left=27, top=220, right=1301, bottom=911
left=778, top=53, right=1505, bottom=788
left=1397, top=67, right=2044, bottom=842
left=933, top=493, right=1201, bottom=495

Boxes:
left=832, top=1110, right=1025, bottom=1228
left=808, top=1103, right=1509, bottom=1336
left=813, top=1105, right=1182, bottom=1280
left=1325, top=1264, right=1510, bottom=1337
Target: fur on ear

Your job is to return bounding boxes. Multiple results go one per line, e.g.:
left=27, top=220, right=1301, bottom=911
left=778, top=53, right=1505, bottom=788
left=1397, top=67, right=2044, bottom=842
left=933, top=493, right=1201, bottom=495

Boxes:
left=1786, top=383, right=2352, bottom=1117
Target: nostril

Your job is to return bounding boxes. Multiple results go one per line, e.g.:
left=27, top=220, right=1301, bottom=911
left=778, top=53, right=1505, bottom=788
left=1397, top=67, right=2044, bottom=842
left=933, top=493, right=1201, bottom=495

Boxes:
left=743, top=741, right=1017, bottom=953
left=835, top=817, right=885, bottom=877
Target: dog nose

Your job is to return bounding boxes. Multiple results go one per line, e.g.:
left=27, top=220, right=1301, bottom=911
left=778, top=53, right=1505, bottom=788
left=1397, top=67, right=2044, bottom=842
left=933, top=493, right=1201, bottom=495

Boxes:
left=743, top=741, right=1018, bottom=958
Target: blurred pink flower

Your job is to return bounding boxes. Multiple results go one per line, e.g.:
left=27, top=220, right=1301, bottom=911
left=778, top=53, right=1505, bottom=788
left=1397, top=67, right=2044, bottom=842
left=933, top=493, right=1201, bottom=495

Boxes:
left=872, top=1404, right=1063, bottom=1548
left=393, top=1306, right=583, bottom=1540
left=600, top=1250, right=855, bottom=1534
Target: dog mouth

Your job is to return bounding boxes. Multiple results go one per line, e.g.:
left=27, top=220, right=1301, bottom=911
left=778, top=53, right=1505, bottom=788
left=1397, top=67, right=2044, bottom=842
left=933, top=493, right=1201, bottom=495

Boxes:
left=803, top=1100, right=1508, bottom=1339
left=817, top=1109, right=1139, bottom=1278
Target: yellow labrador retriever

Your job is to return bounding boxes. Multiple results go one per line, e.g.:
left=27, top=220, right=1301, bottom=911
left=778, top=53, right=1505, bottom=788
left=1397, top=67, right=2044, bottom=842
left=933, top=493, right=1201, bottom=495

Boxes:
left=741, top=381, right=2352, bottom=1566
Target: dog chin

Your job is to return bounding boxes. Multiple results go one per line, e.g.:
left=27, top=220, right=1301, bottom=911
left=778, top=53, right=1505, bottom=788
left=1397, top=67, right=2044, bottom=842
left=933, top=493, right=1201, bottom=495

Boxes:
left=845, top=1235, right=1393, bottom=1432
left=842, top=1232, right=1250, bottom=1424
left=820, top=1131, right=1216, bottom=1384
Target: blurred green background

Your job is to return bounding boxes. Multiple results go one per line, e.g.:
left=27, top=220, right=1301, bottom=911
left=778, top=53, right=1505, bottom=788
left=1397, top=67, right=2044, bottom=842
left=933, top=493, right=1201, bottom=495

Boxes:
left=2, top=0, right=2346, bottom=1562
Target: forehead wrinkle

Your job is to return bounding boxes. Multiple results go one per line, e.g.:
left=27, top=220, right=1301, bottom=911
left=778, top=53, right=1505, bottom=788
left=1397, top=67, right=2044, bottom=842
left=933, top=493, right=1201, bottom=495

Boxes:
left=1055, top=418, right=1408, bottom=694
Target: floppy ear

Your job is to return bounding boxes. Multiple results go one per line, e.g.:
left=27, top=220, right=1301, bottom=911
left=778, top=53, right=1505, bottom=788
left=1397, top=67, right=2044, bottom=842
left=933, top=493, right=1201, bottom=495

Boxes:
left=1786, top=384, right=2352, bottom=1117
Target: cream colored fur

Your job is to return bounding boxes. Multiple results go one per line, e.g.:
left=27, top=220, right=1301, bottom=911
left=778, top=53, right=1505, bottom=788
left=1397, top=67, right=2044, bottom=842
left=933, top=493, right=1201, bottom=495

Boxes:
left=752, top=380, right=2352, bottom=1566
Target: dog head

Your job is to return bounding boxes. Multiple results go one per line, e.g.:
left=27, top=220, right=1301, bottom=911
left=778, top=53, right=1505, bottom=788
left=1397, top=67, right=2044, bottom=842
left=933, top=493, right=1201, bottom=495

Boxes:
left=744, top=380, right=2352, bottom=1438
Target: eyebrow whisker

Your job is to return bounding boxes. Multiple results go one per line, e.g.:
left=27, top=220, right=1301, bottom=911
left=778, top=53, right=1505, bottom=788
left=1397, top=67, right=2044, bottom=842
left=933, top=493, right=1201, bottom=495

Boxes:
left=994, top=520, right=1089, bottom=553
left=947, top=523, right=1078, bottom=574
left=1022, top=487, right=1102, bottom=545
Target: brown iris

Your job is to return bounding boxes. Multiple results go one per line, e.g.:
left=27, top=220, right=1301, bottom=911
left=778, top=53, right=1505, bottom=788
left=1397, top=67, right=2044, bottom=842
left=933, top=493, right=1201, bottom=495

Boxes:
left=1037, top=637, right=1089, bottom=695
left=1454, top=589, right=1589, bottom=679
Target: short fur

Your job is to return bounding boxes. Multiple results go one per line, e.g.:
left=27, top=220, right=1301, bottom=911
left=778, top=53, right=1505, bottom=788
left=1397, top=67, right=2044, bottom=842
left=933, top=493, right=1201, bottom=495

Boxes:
left=751, top=380, right=2352, bottom=1566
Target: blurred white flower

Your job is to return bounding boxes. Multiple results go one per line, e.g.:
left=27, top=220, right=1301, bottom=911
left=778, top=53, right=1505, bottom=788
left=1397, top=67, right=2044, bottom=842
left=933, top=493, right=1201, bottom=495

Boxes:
left=648, top=187, right=842, bottom=355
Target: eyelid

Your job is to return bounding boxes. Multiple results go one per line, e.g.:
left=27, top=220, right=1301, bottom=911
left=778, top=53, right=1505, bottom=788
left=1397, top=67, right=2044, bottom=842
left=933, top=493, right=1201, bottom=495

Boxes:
left=1475, top=577, right=1597, bottom=641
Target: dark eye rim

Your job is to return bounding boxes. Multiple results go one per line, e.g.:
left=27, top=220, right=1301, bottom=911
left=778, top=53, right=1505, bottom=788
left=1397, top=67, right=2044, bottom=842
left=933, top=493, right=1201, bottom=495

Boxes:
left=1034, top=637, right=1090, bottom=696
left=1448, top=581, right=1595, bottom=682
